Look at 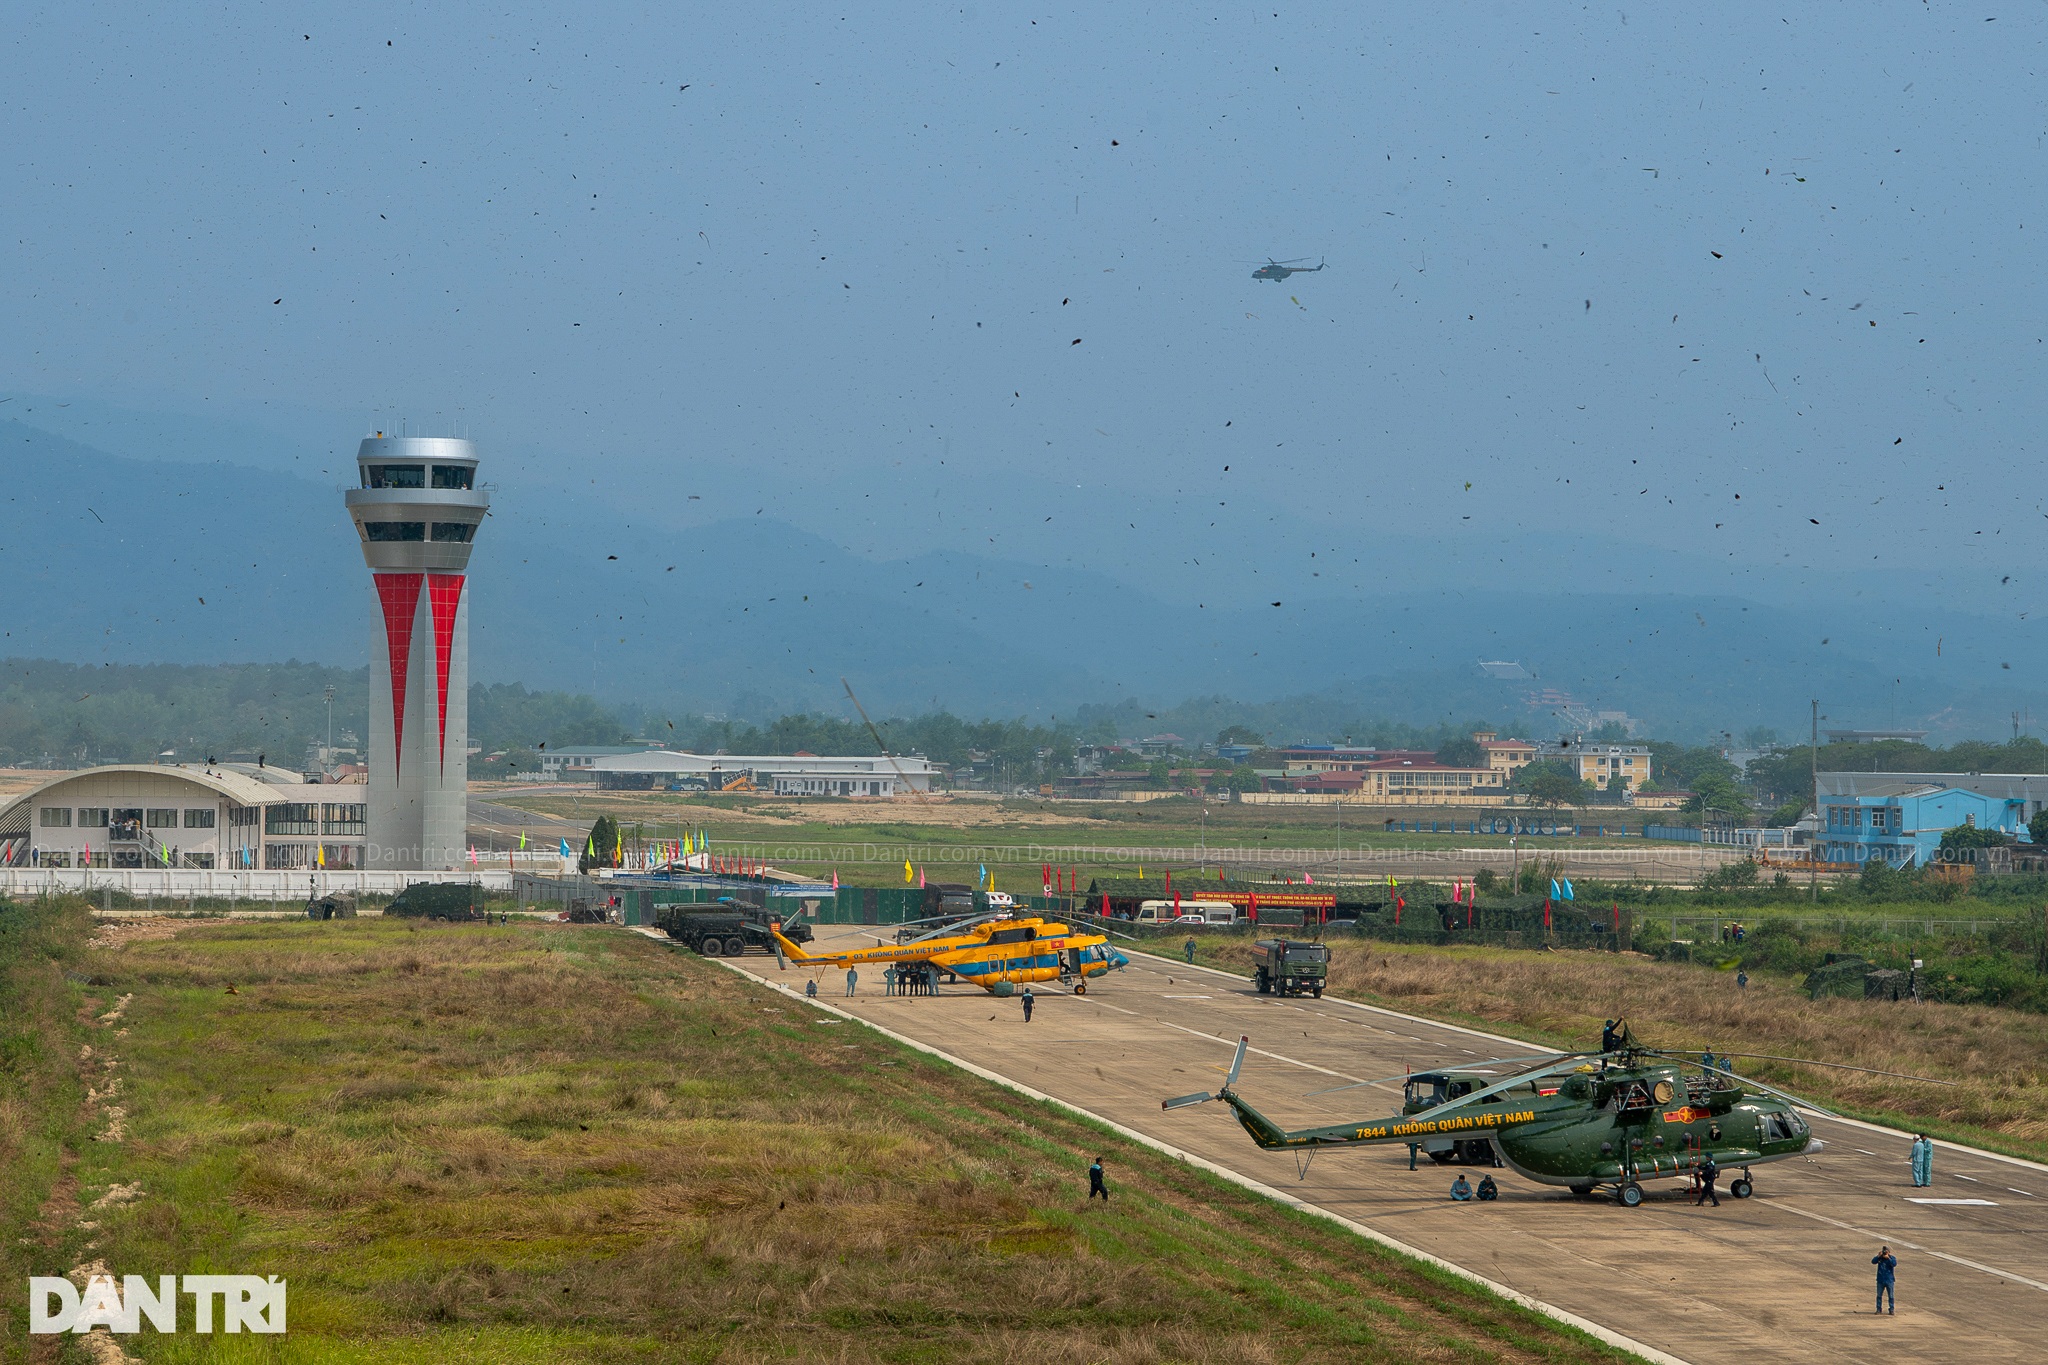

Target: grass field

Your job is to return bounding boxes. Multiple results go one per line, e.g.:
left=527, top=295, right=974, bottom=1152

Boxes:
left=489, top=787, right=1660, bottom=859
left=1184, top=937, right=2048, bottom=1165
left=1, top=907, right=1646, bottom=1365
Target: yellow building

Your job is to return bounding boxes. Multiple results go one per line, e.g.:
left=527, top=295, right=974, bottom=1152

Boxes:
left=1473, top=732, right=1537, bottom=779
left=1564, top=744, right=1651, bottom=793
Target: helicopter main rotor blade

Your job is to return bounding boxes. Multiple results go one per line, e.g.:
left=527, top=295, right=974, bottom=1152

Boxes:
left=1399, top=1052, right=1607, bottom=1121
left=1639, top=1052, right=1840, bottom=1118
left=1162, top=1090, right=1216, bottom=1111
left=1707, top=1051, right=1959, bottom=1087
left=1224, top=1035, right=1249, bottom=1090
left=1302, top=1052, right=1566, bottom=1098
left=899, top=912, right=1004, bottom=944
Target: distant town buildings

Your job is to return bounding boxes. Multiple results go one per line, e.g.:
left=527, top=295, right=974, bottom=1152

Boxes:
left=1816, top=771, right=2048, bottom=867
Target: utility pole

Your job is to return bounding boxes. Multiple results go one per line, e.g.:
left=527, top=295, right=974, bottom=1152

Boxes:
left=1809, top=700, right=1820, bottom=903
left=324, top=684, right=335, bottom=772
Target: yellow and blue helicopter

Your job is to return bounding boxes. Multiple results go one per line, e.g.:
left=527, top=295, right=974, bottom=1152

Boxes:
left=771, top=912, right=1129, bottom=996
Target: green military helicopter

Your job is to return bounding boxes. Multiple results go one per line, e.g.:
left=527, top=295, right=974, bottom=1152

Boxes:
left=1164, top=1028, right=1843, bottom=1206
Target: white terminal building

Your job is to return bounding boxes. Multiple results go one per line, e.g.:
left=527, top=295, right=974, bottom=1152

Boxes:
left=0, top=764, right=367, bottom=870
left=589, top=750, right=939, bottom=797
left=343, top=435, right=489, bottom=870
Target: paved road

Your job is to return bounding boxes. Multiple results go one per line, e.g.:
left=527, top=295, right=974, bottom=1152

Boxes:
left=466, top=797, right=584, bottom=851
left=719, top=924, right=2048, bottom=1365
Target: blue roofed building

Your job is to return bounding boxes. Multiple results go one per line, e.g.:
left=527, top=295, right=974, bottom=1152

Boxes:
left=1816, top=776, right=2036, bottom=868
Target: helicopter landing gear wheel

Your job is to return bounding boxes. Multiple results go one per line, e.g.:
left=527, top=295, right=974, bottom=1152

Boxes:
left=1568, top=1184, right=1595, bottom=1198
left=1730, top=1178, right=1754, bottom=1199
left=1618, top=1182, right=1645, bottom=1208
left=1073, top=981, right=1086, bottom=996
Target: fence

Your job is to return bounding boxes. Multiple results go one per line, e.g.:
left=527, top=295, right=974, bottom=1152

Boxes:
left=0, top=868, right=516, bottom=899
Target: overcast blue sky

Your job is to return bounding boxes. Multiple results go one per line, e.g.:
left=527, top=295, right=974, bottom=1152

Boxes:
left=8, top=3, right=2048, bottom=621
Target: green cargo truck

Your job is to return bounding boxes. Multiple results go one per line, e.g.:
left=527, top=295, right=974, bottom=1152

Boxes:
left=1251, top=938, right=1329, bottom=998
left=655, top=901, right=814, bottom=957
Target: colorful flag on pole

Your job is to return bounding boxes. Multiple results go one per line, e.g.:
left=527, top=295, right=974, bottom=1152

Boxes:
left=1560, top=878, right=1575, bottom=901
left=904, top=859, right=914, bottom=884
left=519, top=831, right=528, bottom=851
left=831, top=870, right=839, bottom=890
left=918, top=867, right=925, bottom=889
left=316, top=844, right=326, bottom=868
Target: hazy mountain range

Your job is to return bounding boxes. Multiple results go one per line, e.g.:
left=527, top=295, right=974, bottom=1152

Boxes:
left=7, top=400, right=2044, bottom=743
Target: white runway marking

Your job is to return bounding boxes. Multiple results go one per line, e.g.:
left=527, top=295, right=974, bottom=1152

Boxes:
left=2008, top=1189, right=2036, bottom=1197
left=1774, top=1202, right=2048, bottom=1292
left=1909, top=1198, right=1998, bottom=1206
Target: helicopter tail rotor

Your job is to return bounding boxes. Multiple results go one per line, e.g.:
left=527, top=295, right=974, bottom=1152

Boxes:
left=1161, top=1089, right=1218, bottom=1111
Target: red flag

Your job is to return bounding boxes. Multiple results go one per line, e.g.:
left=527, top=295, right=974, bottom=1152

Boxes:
left=1174, top=887, right=1181, bottom=914
left=1613, top=902, right=1620, bottom=931
left=1248, top=891, right=1259, bottom=923
left=1101, top=891, right=1111, bottom=917
left=1394, top=894, right=1402, bottom=926
left=1544, top=898, right=1552, bottom=929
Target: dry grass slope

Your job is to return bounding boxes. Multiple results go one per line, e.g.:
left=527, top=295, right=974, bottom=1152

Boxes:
left=28, top=916, right=1648, bottom=1364
left=1196, top=939, right=2048, bottom=1162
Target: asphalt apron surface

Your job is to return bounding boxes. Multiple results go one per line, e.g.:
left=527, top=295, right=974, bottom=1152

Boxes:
left=699, top=924, right=2048, bottom=1365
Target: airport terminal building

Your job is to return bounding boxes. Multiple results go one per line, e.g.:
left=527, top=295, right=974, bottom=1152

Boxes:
left=590, top=750, right=939, bottom=797
left=0, top=764, right=368, bottom=870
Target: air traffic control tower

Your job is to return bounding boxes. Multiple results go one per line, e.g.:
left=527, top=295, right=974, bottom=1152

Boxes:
left=343, top=436, right=488, bottom=870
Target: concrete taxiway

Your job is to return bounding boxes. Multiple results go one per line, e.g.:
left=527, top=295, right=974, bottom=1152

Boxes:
left=710, top=923, right=2048, bottom=1365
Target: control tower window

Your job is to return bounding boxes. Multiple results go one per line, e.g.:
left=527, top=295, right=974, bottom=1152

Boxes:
left=365, top=464, right=427, bottom=489
left=364, top=521, right=427, bottom=542
left=431, top=465, right=475, bottom=490
left=430, top=522, right=476, bottom=543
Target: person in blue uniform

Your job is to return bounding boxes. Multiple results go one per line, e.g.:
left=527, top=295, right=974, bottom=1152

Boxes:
left=1872, top=1246, right=1897, bottom=1314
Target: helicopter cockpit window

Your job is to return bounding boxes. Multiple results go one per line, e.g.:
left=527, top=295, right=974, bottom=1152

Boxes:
left=1762, top=1112, right=1802, bottom=1143
left=1405, top=1076, right=1448, bottom=1108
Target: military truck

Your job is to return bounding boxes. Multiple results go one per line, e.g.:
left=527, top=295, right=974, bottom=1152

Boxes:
left=383, top=882, right=486, bottom=922
left=1251, top=938, right=1329, bottom=997
left=656, top=900, right=813, bottom=956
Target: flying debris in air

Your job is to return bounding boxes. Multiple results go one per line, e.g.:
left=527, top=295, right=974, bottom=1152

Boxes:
left=1251, top=257, right=1326, bottom=283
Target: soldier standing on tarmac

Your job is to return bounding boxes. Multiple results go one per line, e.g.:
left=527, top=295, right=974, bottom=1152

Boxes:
left=1694, top=1155, right=1721, bottom=1207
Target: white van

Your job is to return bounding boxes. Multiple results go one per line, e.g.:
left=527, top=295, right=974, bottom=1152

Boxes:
left=1138, top=899, right=1238, bottom=926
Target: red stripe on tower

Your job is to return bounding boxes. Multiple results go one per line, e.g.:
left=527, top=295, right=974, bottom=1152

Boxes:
left=428, top=574, right=465, bottom=772
left=375, top=574, right=425, bottom=779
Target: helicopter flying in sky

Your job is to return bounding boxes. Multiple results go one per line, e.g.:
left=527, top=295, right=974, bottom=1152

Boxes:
left=1164, top=1033, right=1840, bottom=1206
left=771, top=912, right=1129, bottom=996
left=1251, top=257, right=1326, bottom=282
